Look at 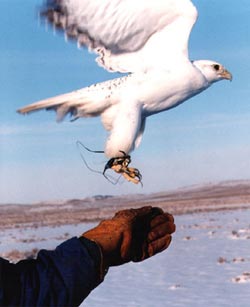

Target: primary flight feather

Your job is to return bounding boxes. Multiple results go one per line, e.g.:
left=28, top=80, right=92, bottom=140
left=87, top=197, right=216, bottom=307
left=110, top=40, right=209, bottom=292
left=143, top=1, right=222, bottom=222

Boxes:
left=18, top=0, right=232, bottom=183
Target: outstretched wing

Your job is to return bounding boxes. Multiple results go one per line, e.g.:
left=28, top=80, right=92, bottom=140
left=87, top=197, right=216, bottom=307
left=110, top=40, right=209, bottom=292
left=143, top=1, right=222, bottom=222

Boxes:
left=42, top=0, right=198, bottom=72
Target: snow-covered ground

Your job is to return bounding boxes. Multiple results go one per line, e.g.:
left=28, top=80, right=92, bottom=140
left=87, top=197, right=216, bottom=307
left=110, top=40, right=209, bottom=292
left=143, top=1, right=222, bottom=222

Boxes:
left=0, top=209, right=249, bottom=307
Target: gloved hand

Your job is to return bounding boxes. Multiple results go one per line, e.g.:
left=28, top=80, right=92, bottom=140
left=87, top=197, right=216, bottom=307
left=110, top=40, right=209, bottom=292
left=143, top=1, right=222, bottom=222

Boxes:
left=82, top=206, right=175, bottom=269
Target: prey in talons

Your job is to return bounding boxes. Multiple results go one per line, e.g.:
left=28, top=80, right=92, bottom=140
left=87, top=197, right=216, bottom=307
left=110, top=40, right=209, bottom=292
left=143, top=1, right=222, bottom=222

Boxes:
left=103, top=151, right=142, bottom=185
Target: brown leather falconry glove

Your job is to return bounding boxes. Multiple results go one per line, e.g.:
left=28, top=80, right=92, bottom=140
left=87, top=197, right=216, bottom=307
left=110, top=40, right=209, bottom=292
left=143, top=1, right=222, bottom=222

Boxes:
left=82, top=206, right=175, bottom=270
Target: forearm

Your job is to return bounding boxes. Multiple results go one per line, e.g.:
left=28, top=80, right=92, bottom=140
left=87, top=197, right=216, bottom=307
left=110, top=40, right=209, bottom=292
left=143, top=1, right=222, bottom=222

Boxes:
left=0, top=237, right=105, bottom=307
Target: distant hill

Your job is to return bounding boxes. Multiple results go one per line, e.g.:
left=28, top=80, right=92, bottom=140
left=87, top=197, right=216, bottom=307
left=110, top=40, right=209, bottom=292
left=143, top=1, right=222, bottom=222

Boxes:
left=1, top=180, right=250, bottom=229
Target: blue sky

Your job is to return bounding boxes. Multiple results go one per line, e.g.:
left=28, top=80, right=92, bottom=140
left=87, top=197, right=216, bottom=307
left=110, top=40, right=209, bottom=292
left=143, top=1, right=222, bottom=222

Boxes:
left=1, top=0, right=250, bottom=203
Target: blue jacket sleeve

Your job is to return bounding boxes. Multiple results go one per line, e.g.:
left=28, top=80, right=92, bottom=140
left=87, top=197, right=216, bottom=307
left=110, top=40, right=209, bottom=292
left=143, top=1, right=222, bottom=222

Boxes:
left=0, top=237, right=105, bottom=307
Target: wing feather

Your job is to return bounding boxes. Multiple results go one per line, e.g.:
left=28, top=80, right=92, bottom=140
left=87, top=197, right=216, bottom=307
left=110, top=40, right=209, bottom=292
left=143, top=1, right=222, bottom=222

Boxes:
left=41, top=0, right=198, bottom=72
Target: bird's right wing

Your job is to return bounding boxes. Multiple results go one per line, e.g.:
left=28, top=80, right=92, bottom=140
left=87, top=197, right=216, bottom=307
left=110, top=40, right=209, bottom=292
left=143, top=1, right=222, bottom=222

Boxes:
left=41, top=0, right=198, bottom=72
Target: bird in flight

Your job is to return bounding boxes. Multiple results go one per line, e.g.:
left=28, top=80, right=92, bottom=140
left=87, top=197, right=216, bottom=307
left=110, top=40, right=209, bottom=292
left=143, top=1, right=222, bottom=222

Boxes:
left=18, top=0, right=232, bottom=184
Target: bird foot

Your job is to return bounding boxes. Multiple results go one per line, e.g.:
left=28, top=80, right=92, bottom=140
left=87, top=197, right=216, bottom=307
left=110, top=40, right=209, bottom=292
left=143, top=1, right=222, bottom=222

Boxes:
left=103, top=151, right=142, bottom=185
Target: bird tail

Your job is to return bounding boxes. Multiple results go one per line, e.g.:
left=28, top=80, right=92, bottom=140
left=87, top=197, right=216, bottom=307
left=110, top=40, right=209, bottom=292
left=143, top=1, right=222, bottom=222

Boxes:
left=17, top=87, right=111, bottom=122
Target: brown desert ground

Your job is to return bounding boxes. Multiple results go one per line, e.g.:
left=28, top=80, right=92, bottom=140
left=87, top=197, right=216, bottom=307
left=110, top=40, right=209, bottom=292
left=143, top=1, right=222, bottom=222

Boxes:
left=1, top=180, right=250, bottom=230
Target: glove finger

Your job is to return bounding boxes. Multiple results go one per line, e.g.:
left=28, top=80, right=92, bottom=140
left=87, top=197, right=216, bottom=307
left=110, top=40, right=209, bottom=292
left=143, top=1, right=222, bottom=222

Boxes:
left=135, top=207, right=164, bottom=229
left=150, top=213, right=175, bottom=228
left=120, top=229, right=133, bottom=262
left=148, top=222, right=176, bottom=242
left=133, top=206, right=157, bottom=217
left=114, top=206, right=153, bottom=220
left=148, top=234, right=172, bottom=257
left=134, top=206, right=164, bottom=220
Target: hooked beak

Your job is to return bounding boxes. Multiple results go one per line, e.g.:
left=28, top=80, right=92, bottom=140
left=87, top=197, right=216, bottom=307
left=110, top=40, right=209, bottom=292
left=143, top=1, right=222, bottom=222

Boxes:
left=220, top=69, right=233, bottom=81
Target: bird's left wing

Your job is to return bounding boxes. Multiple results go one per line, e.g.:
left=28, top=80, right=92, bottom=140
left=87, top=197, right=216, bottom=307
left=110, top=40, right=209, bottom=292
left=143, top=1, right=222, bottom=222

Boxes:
left=41, top=0, right=198, bottom=72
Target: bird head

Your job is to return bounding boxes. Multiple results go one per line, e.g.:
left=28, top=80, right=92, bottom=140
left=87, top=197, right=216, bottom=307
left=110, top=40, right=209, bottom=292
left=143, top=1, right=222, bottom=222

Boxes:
left=193, top=60, right=232, bottom=84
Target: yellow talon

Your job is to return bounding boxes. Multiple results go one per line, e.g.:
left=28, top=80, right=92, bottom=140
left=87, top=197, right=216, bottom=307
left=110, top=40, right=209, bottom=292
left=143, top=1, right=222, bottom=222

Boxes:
left=103, top=151, right=142, bottom=185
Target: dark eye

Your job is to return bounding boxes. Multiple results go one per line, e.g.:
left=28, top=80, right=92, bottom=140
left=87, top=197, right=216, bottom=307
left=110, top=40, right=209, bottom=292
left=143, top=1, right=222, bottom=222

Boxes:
left=213, top=64, right=220, bottom=71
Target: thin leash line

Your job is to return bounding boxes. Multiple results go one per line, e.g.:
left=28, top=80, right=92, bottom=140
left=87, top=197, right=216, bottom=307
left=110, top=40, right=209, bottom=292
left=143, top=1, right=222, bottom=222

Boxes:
left=76, top=140, right=122, bottom=185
